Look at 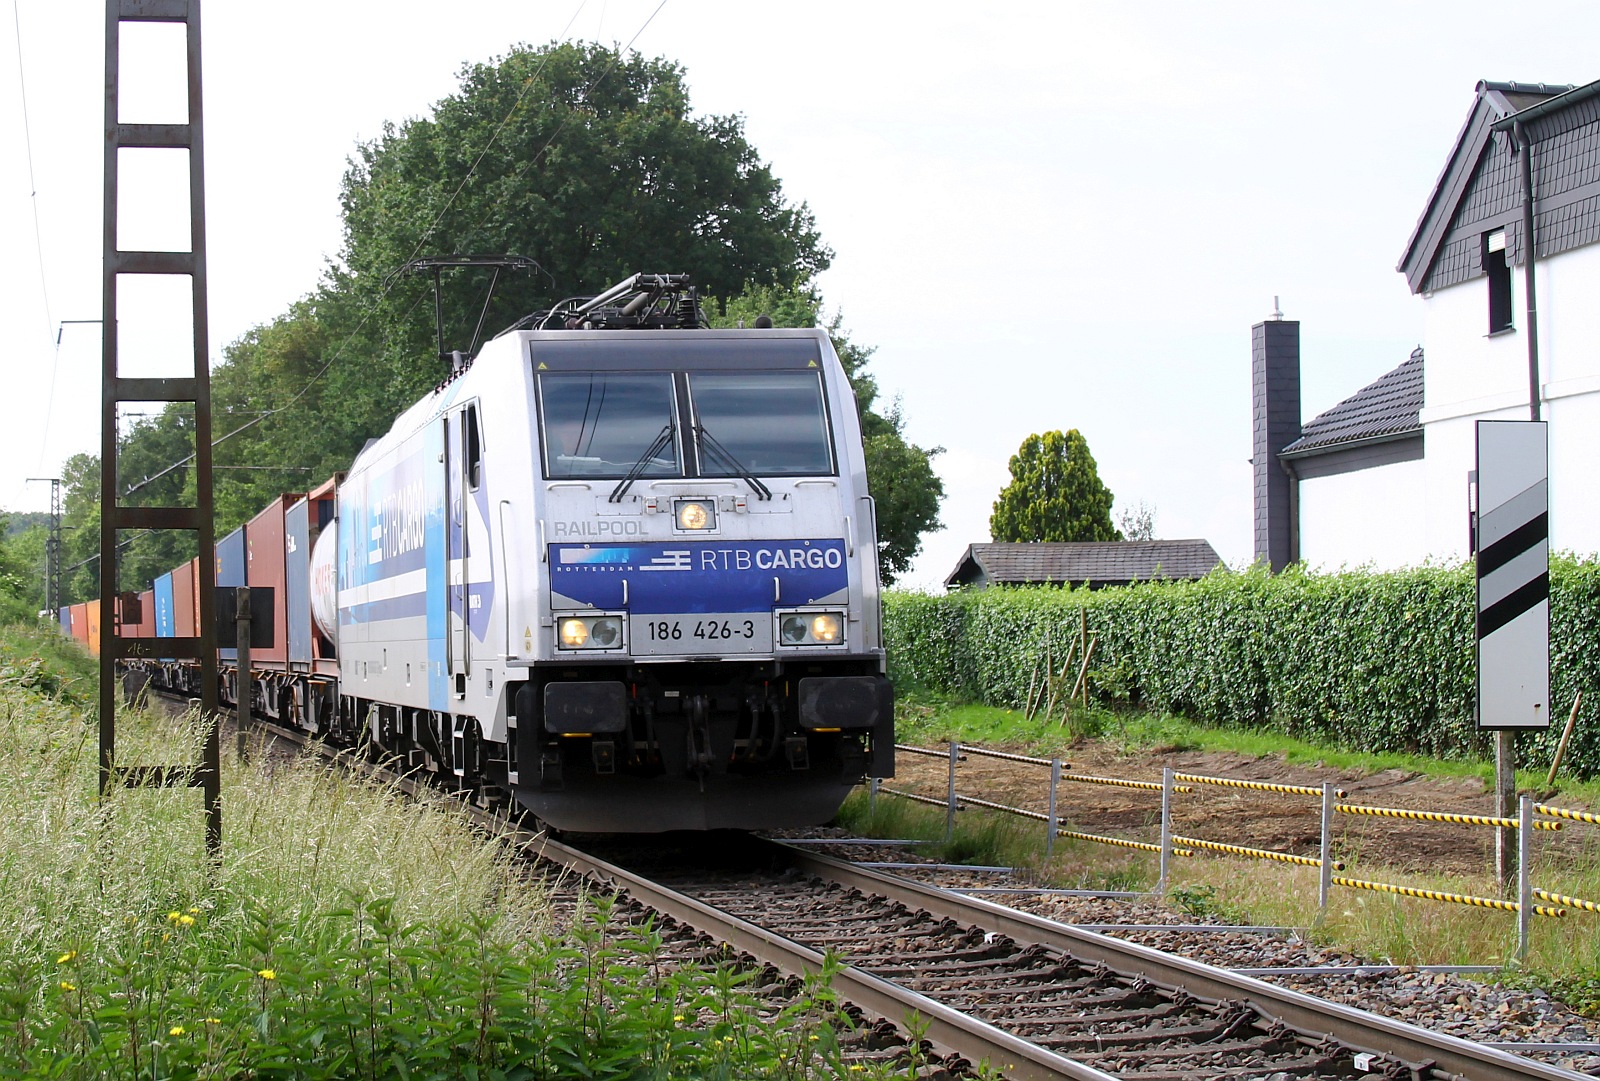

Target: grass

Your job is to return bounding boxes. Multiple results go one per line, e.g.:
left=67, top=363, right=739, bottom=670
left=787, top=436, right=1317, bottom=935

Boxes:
left=892, top=684, right=1600, bottom=804
left=0, top=622, right=900, bottom=1078
left=850, top=684, right=1600, bottom=1014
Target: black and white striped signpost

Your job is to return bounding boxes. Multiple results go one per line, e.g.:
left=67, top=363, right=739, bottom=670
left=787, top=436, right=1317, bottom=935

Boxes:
left=1476, top=420, right=1550, bottom=730
left=1475, top=419, right=1549, bottom=890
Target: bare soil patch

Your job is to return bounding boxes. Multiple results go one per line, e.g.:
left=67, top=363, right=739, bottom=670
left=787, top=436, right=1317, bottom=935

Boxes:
left=893, top=740, right=1599, bottom=877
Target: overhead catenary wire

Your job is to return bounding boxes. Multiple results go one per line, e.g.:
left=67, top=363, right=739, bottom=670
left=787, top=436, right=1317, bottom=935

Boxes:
left=10, top=0, right=58, bottom=477
left=120, top=2, right=669, bottom=500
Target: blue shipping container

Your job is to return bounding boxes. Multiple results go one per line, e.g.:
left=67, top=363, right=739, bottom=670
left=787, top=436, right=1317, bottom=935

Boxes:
left=154, top=572, right=175, bottom=661
left=217, top=527, right=246, bottom=661
left=286, top=498, right=312, bottom=666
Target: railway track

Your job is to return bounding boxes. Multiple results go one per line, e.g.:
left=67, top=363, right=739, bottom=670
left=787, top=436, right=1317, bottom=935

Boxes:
left=202, top=705, right=1594, bottom=1080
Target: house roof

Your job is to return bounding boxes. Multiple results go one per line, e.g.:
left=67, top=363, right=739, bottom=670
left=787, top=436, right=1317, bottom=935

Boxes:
left=1280, top=348, right=1424, bottom=458
left=1397, top=80, right=1574, bottom=293
left=944, top=541, right=1223, bottom=589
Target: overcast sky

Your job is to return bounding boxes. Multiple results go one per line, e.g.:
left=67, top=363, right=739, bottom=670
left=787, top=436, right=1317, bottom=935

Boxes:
left=3, top=1, right=1598, bottom=589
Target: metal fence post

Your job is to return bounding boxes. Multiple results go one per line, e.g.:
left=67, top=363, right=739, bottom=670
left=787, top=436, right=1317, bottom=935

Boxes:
left=946, top=741, right=959, bottom=841
left=1518, top=794, right=1533, bottom=962
left=1319, top=781, right=1334, bottom=914
left=1159, top=767, right=1174, bottom=896
left=1046, top=758, right=1061, bottom=860
left=235, top=587, right=251, bottom=761
left=869, top=776, right=879, bottom=816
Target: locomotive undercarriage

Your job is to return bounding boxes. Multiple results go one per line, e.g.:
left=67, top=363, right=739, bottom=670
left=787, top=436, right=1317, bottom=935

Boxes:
left=135, top=655, right=892, bottom=832
left=510, top=658, right=894, bottom=832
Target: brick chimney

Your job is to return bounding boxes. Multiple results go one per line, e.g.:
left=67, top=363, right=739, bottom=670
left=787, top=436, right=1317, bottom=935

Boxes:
left=1252, top=316, right=1300, bottom=570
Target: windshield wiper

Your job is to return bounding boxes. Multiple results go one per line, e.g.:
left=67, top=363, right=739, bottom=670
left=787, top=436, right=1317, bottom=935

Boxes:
left=695, top=424, right=772, bottom=501
left=609, top=423, right=676, bottom=503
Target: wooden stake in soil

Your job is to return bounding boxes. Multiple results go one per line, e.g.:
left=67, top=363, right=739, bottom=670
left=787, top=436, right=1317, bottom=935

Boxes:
left=1024, top=658, right=1042, bottom=722
left=1546, top=690, right=1584, bottom=788
left=1070, top=633, right=1098, bottom=705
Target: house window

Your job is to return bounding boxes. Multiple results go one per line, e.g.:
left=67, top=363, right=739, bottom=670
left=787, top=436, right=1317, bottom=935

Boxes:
left=1485, top=230, right=1513, bottom=334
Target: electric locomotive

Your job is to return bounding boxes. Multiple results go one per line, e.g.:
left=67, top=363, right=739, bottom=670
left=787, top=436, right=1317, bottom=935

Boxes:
left=199, top=273, right=895, bottom=832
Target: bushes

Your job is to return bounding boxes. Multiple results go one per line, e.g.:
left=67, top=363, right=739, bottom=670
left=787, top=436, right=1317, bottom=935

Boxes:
left=886, top=557, right=1600, bottom=778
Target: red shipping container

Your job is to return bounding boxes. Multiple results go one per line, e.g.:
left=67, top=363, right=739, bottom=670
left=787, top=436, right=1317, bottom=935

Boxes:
left=247, top=494, right=298, bottom=667
left=136, top=590, right=156, bottom=638
left=173, top=559, right=198, bottom=639
left=69, top=603, right=89, bottom=647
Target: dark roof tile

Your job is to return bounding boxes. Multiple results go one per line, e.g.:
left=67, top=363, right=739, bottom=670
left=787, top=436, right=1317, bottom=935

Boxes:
left=1280, top=348, right=1423, bottom=456
left=945, top=540, right=1223, bottom=588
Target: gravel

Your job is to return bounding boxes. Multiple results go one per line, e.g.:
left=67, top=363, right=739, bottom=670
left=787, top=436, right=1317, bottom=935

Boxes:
left=783, top=833, right=1600, bottom=1077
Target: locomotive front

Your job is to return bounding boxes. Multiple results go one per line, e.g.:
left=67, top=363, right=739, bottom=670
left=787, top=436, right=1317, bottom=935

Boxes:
left=506, top=327, right=894, bottom=831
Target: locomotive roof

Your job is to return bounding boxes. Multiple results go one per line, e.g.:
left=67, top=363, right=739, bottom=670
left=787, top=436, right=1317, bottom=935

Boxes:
left=520, top=328, right=830, bottom=371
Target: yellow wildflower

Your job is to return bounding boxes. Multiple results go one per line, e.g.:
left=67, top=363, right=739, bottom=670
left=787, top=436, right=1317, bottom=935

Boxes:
left=187, top=907, right=200, bottom=915
left=178, top=915, right=195, bottom=927
left=257, top=968, right=276, bottom=980
left=204, top=1017, right=221, bottom=1024
left=169, top=1025, right=184, bottom=1037
left=59, top=981, right=75, bottom=992
left=673, top=1014, right=684, bottom=1022
left=56, top=950, right=76, bottom=964
left=166, top=911, right=181, bottom=924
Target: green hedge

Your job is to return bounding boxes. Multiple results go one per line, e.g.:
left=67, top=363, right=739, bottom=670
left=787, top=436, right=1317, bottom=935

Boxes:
left=885, top=558, right=1600, bottom=778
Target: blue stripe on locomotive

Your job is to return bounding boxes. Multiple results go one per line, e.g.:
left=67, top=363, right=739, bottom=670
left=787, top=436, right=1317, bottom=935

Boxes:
left=550, top=540, right=848, bottom=613
left=336, top=426, right=451, bottom=712
left=425, top=421, right=448, bottom=711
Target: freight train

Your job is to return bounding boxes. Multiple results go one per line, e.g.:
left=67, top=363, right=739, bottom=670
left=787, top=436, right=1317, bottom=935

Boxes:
left=65, top=274, right=895, bottom=831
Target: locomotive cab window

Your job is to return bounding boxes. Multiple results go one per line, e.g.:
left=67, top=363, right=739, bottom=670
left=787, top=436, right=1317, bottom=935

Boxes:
left=688, top=371, right=835, bottom=476
left=537, top=372, right=680, bottom=479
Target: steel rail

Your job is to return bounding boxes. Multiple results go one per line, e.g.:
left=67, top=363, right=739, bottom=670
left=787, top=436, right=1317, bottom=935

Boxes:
left=776, top=842, right=1594, bottom=1081
left=176, top=703, right=1590, bottom=1081
left=220, top=710, right=1114, bottom=1081
left=525, top=833, right=1120, bottom=1081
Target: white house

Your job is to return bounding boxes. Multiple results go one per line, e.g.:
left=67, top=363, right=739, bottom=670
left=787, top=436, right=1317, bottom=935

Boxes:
left=1254, top=79, right=1600, bottom=569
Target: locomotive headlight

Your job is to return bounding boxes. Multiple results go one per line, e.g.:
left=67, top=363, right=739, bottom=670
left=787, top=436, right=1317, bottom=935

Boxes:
left=776, top=609, right=846, bottom=648
left=811, top=614, right=841, bottom=642
left=557, top=614, right=624, bottom=650
left=674, top=499, right=715, bottom=531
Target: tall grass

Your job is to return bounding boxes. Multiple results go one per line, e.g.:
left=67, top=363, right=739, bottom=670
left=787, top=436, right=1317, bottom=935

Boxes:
left=0, top=625, right=882, bottom=1077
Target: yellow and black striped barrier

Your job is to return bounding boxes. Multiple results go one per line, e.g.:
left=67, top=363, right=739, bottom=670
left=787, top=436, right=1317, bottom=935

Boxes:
left=1055, top=829, right=1193, bottom=857
left=1335, top=803, right=1562, bottom=830
left=1061, top=772, right=1193, bottom=794
left=1534, top=888, right=1600, bottom=915
left=1173, top=773, right=1346, bottom=799
left=1536, top=803, right=1600, bottom=826
left=877, top=787, right=955, bottom=811
left=1330, top=875, right=1566, bottom=917
left=1172, top=835, right=1340, bottom=869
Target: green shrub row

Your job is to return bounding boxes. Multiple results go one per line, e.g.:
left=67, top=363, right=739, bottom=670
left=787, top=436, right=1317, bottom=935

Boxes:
left=885, top=558, right=1600, bottom=778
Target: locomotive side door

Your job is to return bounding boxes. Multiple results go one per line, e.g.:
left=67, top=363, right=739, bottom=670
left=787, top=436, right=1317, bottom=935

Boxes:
left=445, top=408, right=471, bottom=696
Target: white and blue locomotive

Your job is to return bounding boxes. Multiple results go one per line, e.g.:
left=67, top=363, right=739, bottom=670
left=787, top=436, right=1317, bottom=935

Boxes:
left=294, top=275, right=895, bottom=830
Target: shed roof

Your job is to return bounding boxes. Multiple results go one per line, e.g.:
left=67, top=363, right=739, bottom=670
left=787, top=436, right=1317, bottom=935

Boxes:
left=945, top=541, right=1223, bottom=589
left=1280, top=348, right=1424, bottom=458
